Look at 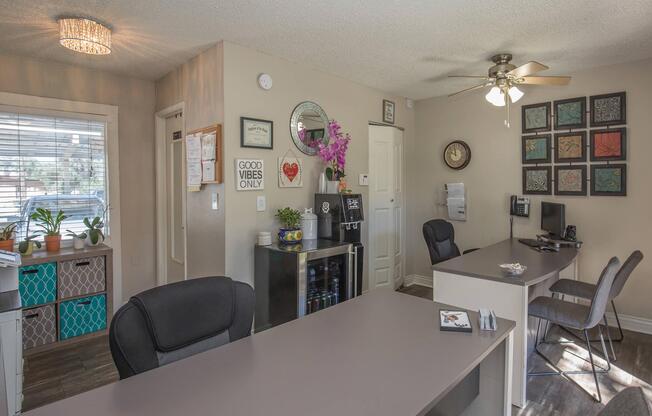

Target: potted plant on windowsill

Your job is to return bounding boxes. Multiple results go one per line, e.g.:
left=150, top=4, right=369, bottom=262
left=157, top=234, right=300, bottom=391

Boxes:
left=275, top=207, right=303, bottom=245
left=18, top=235, right=41, bottom=256
left=30, top=208, right=67, bottom=253
left=83, top=216, right=105, bottom=247
left=66, top=230, right=87, bottom=250
left=0, top=221, right=19, bottom=252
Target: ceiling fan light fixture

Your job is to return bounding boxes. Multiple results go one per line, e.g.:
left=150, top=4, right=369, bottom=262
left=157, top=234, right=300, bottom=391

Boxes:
left=485, top=87, right=505, bottom=107
left=58, top=17, right=111, bottom=55
left=508, top=86, right=524, bottom=103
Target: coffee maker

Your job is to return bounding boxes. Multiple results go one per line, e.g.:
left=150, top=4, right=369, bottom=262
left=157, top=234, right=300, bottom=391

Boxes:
left=315, top=193, right=364, bottom=296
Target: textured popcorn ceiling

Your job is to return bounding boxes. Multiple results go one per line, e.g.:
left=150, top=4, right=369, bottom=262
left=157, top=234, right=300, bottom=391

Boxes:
left=1, top=0, right=652, bottom=99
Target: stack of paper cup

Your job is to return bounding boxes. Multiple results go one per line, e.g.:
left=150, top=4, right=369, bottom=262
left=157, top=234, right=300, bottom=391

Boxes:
left=257, top=232, right=272, bottom=246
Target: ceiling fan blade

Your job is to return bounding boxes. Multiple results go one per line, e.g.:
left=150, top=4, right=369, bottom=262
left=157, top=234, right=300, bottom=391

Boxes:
left=507, top=61, right=549, bottom=79
left=448, top=75, right=490, bottom=79
left=448, top=83, right=490, bottom=98
left=519, top=76, right=571, bottom=86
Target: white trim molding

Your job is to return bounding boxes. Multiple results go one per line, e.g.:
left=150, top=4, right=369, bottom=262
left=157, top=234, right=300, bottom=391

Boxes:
left=404, top=274, right=433, bottom=288
left=605, top=311, right=652, bottom=335
left=0, top=91, right=122, bottom=312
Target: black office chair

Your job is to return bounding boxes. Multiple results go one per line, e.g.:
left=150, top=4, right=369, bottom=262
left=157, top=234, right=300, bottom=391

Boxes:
left=549, top=250, right=643, bottom=361
left=528, top=257, right=621, bottom=402
left=422, top=219, right=478, bottom=265
left=109, top=276, right=254, bottom=379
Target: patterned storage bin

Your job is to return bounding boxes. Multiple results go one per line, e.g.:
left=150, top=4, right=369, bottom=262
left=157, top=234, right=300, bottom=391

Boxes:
left=58, top=256, right=106, bottom=299
left=22, top=305, right=57, bottom=350
left=19, top=263, right=57, bottom=308
left=59, top=294, right=107, bottom=340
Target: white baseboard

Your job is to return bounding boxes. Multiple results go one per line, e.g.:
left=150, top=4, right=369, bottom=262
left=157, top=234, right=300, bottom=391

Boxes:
left=404, top=274, right=432, bottom=288
left=605, top=311, right=652, bottom=335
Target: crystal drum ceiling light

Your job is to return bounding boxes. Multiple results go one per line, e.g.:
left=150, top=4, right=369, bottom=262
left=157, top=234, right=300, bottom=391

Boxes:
left=58, top=18, right=111, bottom=55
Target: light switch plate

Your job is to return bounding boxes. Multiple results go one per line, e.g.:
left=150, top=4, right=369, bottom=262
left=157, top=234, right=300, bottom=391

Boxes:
left=211, top=192, right=218, bottom=210
left=256, top=195, right=266, bottom=212
left=359, top=173, right=369, bottom=186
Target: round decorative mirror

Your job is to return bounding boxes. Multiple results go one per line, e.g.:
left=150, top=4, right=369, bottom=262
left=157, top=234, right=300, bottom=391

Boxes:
left=289, top=101, right=330, bottom=155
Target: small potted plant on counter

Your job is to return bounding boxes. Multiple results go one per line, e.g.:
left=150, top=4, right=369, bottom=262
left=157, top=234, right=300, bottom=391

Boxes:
left=0, top=221, right=19, bottom=252
left=66, top=230, right=88, bottom=250
left=83, top=215, right=105, bottom=246
left=275, top=207, right=303, bottom=245
left=30, top=208, right=67, bottom=252
left=18, top=235, right=41, bottom=256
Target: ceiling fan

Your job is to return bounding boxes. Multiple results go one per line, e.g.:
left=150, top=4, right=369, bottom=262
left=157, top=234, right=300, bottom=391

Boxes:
left=448, top=54, right=571, bottom=126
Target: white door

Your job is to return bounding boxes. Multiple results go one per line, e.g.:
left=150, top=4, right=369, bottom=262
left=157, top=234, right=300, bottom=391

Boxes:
left=165, top=112, right=186, bottom=283
left=368, top=125, right=405, bottom=290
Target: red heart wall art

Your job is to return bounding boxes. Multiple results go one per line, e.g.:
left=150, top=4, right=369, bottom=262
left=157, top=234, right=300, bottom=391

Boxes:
left=283, top=162, right=299, bottom=182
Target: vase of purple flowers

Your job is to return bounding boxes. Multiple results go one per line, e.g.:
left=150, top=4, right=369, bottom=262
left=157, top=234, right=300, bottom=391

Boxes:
left=318, top=120, right=351, bottom=194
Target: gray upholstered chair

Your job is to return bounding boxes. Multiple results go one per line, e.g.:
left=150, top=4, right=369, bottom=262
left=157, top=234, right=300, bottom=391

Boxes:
left=598, top=387, right=650, bottom=416
left=550, top=250, right=643, bottom=360
left=109, top=276, right=255, bottom=379
left=422, top=219, right=478, bottom=265
left=528, top=257, right=621, bottom=402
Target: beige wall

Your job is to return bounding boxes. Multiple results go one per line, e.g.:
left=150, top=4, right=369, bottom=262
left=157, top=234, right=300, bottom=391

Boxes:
left=0, top=53, right=157, bottom=300
left=155, top=44, right=226, bottom=278
left=408, top=59, right=652, bottom=319
left=222, top=42, right=415, bottom=290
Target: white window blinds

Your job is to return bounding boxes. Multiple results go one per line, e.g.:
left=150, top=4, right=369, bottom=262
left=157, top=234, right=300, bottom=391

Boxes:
left=0, top=111, right=107, bottom=240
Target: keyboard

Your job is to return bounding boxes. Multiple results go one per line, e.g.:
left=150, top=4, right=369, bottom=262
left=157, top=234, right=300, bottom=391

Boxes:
left=518, top=238, right=545, bottom=248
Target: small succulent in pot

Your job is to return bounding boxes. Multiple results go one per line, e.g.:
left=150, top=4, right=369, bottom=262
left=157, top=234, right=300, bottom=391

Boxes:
left=66, top=230, right=88, bottom=250
left=275, top=207, right=303, bottom=244
left=83, top=216, right=105, bottom=246
left=18, top=235, right=41, bottom=256
left=30, top=209, right=67, bottom=252
left=0, top=221, right=19, bottom=252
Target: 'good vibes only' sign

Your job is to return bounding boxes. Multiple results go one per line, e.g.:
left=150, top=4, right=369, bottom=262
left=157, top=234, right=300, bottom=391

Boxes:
left=235, top=159, right=264, bottom=191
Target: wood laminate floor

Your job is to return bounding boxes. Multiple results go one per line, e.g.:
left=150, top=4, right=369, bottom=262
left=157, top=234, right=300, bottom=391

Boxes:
left=397, top=284, right=652, bottom=416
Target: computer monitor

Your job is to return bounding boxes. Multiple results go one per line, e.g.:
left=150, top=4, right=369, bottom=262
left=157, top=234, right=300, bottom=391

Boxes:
left=541, top=202, right=565, bottom=239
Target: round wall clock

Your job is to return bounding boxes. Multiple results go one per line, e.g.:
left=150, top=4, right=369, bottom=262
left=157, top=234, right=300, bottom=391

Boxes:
left=443, top=140, right=471, bottom=170
left=257, top=73, right=273, bottom=90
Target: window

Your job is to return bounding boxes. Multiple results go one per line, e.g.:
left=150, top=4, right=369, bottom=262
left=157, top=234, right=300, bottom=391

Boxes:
left=0, top=110, right=107, bottom=241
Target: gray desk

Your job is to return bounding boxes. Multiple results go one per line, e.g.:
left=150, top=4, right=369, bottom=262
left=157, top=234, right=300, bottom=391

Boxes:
left=25, top=289, right=514, bottom=416
left=432, top=238, right=579, bottom=408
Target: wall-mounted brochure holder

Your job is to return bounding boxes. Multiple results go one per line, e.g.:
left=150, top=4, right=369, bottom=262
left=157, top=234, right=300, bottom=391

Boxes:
left=186, top=124, right=223, bottom=191
left=446, top=182, right=466, bottom=221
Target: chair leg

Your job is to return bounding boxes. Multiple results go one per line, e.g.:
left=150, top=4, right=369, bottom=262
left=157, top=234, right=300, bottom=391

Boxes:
left=584, top=329, right=602, bottom=403
left=603, top=315, right=617, bottom=362
left=611, top=300, right=625, bottom=342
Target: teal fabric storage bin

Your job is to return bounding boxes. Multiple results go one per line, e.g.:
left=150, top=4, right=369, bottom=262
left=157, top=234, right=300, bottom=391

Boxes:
left=59, top=294, right=107, bottom=340
left=19, top=262, right=57, bottom=308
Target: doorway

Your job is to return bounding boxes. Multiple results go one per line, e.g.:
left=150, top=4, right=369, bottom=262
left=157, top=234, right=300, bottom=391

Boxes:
left=155, top=103, right=187, bottom=285
left=368, top=124, right=405, bottom=291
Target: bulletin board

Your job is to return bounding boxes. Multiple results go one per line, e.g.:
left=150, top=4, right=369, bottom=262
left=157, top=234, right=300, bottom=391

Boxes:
left=185, top=124, right=223, bottom=190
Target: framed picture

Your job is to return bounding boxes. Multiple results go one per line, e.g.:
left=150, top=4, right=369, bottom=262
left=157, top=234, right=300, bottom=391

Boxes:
left=522, top=134, right=551, bottom=164
left=521, top=102, right=551, bottom=133
left=554, top=132, right=586, bottom=163
left=278, top=156, right=303, bottom=188
left=590, top=128, right=626, bottom=161
left=554, top=165, right=587, bottom=196
left=240, top=117, right=273, bottom=149
left=439, top=310, right=472, bottom=333
left=591, top=164, right=627, bottom=196
left=522, top=166, right=552, bottom=195
left=590, top=91, right=626, bottom=127
left=383, top=99, right=395, bottom=124
left=554, top=97, right=586, bottom=130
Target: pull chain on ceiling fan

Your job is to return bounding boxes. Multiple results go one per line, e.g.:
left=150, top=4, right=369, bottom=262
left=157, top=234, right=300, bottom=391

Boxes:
left=448, top=54, right=571, bottom=127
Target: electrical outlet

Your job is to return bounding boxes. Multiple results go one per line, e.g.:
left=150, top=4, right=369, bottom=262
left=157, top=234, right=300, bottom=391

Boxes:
left=256, top=195, right=266, bottom=212
left=359, top=173, right=369, bottom=186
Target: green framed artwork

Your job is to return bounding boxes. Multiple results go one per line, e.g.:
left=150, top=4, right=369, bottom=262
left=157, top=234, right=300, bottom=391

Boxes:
left=554, top=97, right=586, bottom=129
left=591, top=164, right=627, bottom=196
left=521, top=102, right=551, bottom=133
left=523, top=166, right=552, bottom=195
left=521, top=134, right=551, bottom=164
left=590, top=92, right=626, bottom=127
left=554, top=165, right=587, bottom=196
left=554, top=132, right=586, bottom=163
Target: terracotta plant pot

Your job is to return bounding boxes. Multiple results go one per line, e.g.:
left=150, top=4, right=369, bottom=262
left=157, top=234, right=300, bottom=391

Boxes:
left=0, top=239, right=14, bottom=252
left=44, top=235, right=62, bottom=253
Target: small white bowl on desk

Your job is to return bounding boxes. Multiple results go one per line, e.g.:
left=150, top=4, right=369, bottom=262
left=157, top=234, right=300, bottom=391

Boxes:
left=499, top=263, right=527, bottom=276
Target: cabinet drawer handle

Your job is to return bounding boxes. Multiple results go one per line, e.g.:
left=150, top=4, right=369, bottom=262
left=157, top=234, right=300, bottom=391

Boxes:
left=75, top=261, right=90, bottom=267
left=22, top=269, right=38, bottom=275
left=25, top=313, right=39, bottom=319
left=76, top=300, right=92, bottom=306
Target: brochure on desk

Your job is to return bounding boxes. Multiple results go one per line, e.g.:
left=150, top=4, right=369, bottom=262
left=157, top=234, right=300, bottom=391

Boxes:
left=439, top=309, right=472, bottom=333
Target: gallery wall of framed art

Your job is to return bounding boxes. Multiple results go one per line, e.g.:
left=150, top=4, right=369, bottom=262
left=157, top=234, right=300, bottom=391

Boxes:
left=521, top=91, right=627, bottom=197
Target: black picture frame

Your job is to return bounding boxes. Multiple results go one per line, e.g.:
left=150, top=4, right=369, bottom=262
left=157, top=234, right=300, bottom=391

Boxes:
left=590, top=128, right=627, bottom=161
left=240, top=117, right=273, bottom=149
left=521, top=134, right=551, bottom=164
left=382, top=99, right=395, bottom=124
left=590, top=91, right=626, bottom=127
left=554, top=165, right=587, bottom=196
left=554, top=131, right=587, bottom=163
left=554, top=97, right=586, bottom=130
left=521, top=102, right=551, bottom=134
left=591, top=164, right=627, bottom=196
left=522, top=166, right=552, bottom=195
